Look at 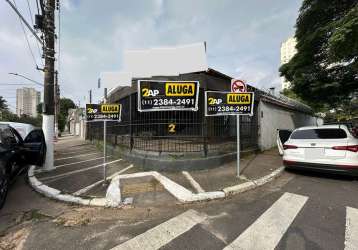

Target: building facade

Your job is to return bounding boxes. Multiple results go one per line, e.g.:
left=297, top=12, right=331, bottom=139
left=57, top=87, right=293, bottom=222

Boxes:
left=280, top=37, right=297, bottom=90
left=16, top=87, right=41, bottom=117
left=87, top=69, right=320, bottom=171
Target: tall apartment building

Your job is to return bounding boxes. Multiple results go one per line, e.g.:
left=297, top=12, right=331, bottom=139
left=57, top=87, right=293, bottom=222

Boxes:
left=16, top=87, right=41, bottom=117
left=280, top=37, right=297, bottom=90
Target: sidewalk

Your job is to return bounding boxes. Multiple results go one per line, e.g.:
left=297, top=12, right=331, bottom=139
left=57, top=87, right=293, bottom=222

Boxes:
left=28, top=136, right=284, bottom=207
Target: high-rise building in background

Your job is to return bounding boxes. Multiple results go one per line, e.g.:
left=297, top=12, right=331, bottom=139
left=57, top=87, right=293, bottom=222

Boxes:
left=16, top=87, right=41, bottom=117
left=280, top=37, right=297, bottom=90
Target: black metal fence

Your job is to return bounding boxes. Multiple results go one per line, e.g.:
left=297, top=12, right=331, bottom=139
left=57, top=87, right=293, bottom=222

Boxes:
left=87, top=89, right=258, bottom=156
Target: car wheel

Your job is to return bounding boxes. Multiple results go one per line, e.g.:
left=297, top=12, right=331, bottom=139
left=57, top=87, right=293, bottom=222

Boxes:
left=0, top=167, right=9, bottom=209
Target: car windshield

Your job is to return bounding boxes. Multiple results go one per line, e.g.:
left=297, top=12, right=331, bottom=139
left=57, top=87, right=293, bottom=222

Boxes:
left=290, top=128, right=347, bottom=139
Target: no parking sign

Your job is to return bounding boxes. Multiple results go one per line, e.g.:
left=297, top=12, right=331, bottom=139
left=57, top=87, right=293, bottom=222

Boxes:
left=231, top=79, right=247, bottom=93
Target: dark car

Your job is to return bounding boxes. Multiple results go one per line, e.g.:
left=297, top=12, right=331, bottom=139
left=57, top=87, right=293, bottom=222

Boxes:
left=0, top=124, right=46, bottom=209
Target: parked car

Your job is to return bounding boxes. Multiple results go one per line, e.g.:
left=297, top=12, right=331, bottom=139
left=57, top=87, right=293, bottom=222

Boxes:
left=0, top=122, right=35, bottom=140
left=0, top=123, right=46, bottom=209
left=277, top=125, right=358, bottom=175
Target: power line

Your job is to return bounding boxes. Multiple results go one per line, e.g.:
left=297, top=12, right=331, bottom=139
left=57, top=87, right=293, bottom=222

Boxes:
left=5, top=0, right=42, bottom=43
left=13, top=0, right=40, bottom=70
left=26, top=0, right=43, bottom=66
left=35, top=0, right=40, bottom=14
left=26, top=0, right=34, bottom=24
left=57, top=0, right=61, bottom=74
left=0, top=83, right=36, bottom=85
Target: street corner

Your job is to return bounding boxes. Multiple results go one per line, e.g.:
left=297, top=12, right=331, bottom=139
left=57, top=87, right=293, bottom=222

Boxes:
left=28, top=136, right=285, bottom=209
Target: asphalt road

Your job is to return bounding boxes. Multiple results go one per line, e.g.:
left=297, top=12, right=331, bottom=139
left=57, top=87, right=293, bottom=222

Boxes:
left=1, top=168, right=358, bottom=250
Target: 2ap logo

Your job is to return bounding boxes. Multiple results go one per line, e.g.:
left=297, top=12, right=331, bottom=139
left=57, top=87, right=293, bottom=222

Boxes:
left=208, top=97, right=223, bottom=105
left=142, top=88, right=159, bottom=97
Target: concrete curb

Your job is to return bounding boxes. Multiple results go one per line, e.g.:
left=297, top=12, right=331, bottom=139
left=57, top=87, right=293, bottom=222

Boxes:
left=28, top=165, right=285, bottom=207
left=28, top=166, right=118, bottom=208
left=223, top=167, right=285, bottom=196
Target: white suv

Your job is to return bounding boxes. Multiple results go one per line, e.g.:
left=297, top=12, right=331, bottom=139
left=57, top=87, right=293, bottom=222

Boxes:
left=278, top=125, right=358, bottom=175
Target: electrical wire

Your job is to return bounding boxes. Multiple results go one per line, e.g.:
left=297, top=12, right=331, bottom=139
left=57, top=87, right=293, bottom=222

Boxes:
left=57, top=0, right=61, bottom=74
left=35, top=0, right=40, bottom=15
left=13, top=0, right=41, bottom=71
left=26, top=0, right=44, bottom=67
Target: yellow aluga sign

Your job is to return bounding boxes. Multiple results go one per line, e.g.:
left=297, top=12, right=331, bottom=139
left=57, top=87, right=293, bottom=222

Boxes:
left=165, top=82, right=196, bottom=96
left=227, top=93, right=251, bottom=104
left=101, top=104, right=120, bottom=113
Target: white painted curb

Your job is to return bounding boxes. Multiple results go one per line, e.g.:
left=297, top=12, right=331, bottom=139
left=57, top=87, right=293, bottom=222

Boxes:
left=28, top=166, right=119, bottom=208
left=28, top=165, right=284, bottom=207
left=223, top=167, right=285, bottom=196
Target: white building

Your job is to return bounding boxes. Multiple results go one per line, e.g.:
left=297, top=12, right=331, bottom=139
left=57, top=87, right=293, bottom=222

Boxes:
left=16, top=87, right=41, bottom=117
left=280, top=37, right=297, bottom=90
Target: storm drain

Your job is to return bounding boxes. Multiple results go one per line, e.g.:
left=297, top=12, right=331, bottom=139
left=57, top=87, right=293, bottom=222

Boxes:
left=120, top=176, right=177, bottom=207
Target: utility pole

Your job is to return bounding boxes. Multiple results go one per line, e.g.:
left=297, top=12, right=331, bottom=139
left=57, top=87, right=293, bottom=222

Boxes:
left=5, top=0, right=57, bottom=170
left=42, top=0, right=56, bottom=171
left=54, top=70, right=59, bottom=139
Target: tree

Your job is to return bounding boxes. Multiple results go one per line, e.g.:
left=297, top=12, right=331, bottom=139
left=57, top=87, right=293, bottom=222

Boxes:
left=58, top=98, right=76, bottom=132
left=37, top=98, right=76, bottom=132
left=280, top=0, right=358, bottom=109
left=37, top=103, right=42, bottom=114
left=0, top=96, right=9, bottom=111
left=59, top=98, right=76, bottom=117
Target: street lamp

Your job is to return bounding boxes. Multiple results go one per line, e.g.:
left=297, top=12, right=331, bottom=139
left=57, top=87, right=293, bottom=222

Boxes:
left=8, top=72, right=59, bottom=138
left=8, top=72, right=43, bottom=86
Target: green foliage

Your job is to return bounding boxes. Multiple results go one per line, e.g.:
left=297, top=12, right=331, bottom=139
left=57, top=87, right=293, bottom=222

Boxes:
left=58, top=98, right=76, bottom=132
left=59, top=98, right=76, bottom=116
left=37, top=103, right=42, bottom=114
left=37, top=98, right=76, bottom=132
left=0, top=111, right=42, bottom=127
left=280, top=0, right=358, bottom=109
left=0, top=96, right=9, bottom=111
left=280, top=88, right=303, bottom=102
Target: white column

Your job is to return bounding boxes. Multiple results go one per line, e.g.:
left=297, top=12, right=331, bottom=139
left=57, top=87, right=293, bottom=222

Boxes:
left=43, top=115, right=55, bottom=171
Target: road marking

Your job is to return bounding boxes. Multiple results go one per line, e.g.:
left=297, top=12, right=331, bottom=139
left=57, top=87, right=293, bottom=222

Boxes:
left=39, top=159, right=123, bottom=182
left=110, top=209, right=206, bottom=250
left=224, top=192, right=308, bottom=250
left=345, top=207, right=358, bottom=250
left=182, top=171, right=205, bottom=193
left=55, top=152, right=100, bottom=161
left=55, top=148, right=96, bottom=156
left=72, top=164, right=134, bottom=196
left=55, top=157, right=106, bottom=168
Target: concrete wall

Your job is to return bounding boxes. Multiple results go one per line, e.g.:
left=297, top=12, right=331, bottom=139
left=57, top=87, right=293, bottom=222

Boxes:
left=258, top=101, right=322, bottom=151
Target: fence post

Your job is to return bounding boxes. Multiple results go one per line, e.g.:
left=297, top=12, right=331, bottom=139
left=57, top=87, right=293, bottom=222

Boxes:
left=203, top=116, right=208, bottom=157
left=129, top=94, right=134, bottom=151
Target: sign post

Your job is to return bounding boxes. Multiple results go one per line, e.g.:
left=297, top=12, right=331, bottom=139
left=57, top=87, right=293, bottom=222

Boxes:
left=205, top=88, right=254, bottom=177
left=103, top=119, right=107, bottom=182
left=103, top=88, right=107, bottom=183
left=231, top=79, right=246, bottom=177
left=236, top=115, right=240, bottom=177
left=86, top=102, right=122, bottom=182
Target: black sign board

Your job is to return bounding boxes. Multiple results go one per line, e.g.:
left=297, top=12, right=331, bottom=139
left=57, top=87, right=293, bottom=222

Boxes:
left=205, top=91, right=254, bottom=116
left=86, top=104, right=122, bottom=121
left=137, top=80, right=200, bottom=112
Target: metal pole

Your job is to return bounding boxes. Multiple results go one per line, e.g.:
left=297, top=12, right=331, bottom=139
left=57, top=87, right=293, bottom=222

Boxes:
left=103, top=88, right=107, bottom=182
left=236, top=115, right=240, bottom=177
left=103, top=120, right=107, bottom=182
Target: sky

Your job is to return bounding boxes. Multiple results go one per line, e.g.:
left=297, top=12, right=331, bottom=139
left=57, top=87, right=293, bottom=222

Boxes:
left=0, top=0, right=302, bottom=111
